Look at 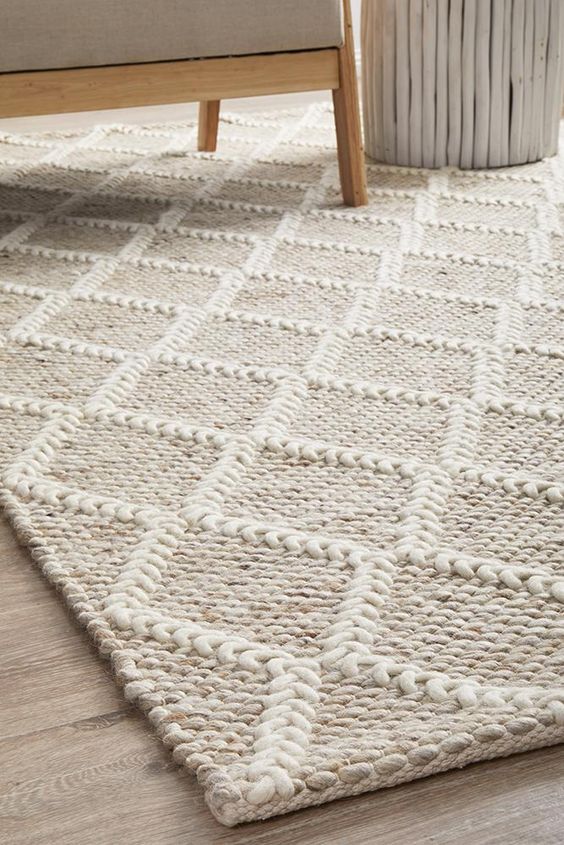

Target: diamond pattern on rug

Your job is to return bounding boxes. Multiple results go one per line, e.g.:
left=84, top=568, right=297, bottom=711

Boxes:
left=43, top=298, right=176, bottom=350
left=0, top=106, right=563, bottom=827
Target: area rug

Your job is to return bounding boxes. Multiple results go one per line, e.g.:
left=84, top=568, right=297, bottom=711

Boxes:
left=0, top=104, right=563, bottom=826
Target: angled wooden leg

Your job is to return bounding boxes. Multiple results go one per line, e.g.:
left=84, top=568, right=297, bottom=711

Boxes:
left=198, top=100, right=221, bottom=152
left=332, top=0, right=368, bottom=206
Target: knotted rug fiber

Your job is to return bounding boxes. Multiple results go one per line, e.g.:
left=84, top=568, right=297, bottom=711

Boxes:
left=0, top=106, right=563, bottom=825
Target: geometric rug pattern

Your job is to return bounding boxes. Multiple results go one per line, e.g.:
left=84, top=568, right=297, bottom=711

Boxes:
left=0, top=106, right=562, bottom=824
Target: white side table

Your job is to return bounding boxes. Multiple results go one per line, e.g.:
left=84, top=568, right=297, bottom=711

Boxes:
left=361, top=0, right=564, bottom=168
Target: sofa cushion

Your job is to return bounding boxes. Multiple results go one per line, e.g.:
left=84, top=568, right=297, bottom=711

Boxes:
left=1, top=0, right=344, bottom=73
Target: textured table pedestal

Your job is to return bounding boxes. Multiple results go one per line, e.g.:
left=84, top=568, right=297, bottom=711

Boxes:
left=362, top=0, right=564, bottom=168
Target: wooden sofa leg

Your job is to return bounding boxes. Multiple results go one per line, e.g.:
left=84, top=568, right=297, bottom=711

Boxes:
left=332, top=0, right=368, bottom=206
left=198, top=100, right=220, bottom=152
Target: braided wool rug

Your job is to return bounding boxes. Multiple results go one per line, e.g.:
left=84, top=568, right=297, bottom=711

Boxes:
left=0, top=105, right=563, bottom=826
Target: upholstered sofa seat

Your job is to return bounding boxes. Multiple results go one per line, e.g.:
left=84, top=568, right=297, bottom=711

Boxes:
left=1, top=0, right=344, bottom=72
left=0, top=0, right=367, bottom=205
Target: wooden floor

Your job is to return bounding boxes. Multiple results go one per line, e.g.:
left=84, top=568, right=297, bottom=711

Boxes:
left=1, top=98, right=563, bottom=844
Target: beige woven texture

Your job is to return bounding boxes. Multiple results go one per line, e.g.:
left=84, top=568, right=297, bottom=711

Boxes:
left=0, top=106, right=563, bottom=826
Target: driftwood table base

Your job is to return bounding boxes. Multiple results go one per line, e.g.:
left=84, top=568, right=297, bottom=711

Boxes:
left=362, top=0, right=564, bottom=168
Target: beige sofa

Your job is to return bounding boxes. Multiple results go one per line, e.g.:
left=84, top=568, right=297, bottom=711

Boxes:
left=0, top=0, right=367, bottom=205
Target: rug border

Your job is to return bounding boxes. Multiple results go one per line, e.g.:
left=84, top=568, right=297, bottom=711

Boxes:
left=3, top=489, right=563, bottom=827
